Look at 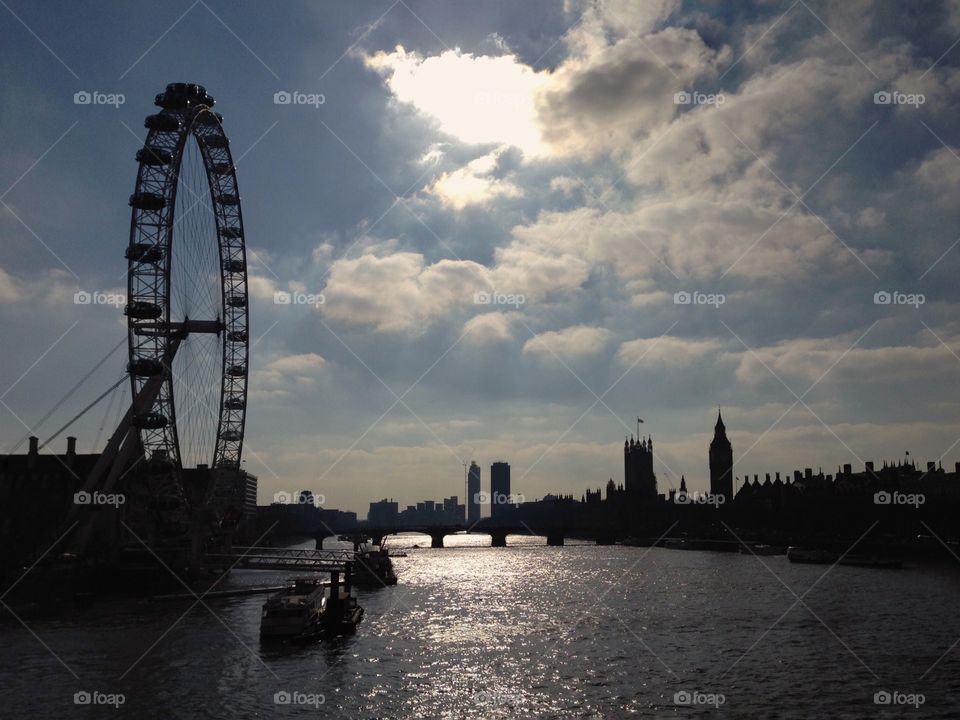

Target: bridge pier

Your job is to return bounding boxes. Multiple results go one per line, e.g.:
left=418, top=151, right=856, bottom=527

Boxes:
left=490, top=531, right=507, bottom=547
left=594, top=530, right=615, bottom=545
left=546, top=533, right=564, bottom=546
left=430, top=532, right=445, bottom=548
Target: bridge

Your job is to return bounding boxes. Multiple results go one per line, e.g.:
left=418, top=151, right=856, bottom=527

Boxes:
left=321, top=522, right=618, bottom=548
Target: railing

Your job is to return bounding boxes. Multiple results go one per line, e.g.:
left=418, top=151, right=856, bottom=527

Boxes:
left=205, top=546, right=356, bottom=572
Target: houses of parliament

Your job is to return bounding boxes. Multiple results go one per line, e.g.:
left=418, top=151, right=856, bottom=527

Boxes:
left=591, top=410, right=734, bottom=506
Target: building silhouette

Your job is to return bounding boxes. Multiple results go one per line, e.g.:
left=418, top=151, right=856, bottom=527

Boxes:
left=624, top=435, right=657, bottom=501
left=490, top=461, right=511, bottom=519
left=467, top=461, right=481, bottom=524
left=368, top=498, right=399, bottom=525
left=709, top=409, right=734, bottom=502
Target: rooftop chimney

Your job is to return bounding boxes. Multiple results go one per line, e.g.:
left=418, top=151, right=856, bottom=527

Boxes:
left=865, top=461, right=874, bottom=472
left=28, top=436, right=38, bottom=455
left=66, top=436, right=76, bottom=457
left=927, top=461, right=936, bottom=472
left=843, top=463, right=852, bottom=475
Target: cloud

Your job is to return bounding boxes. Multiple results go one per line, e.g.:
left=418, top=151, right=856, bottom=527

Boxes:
left=463, top=312, right=517, bottom=345
left=732, top=337, right=960, bottom=389
left=426, top=145, right=523, bottom=209
left=321, top=251, right=487, bottom=333
left=523, top=325, right=613, bottom=361
left=616, top=335, right=723, bottom=367
left=269, top=353, right=327, bottom=375
left=537, top=26, right=730, bottom=156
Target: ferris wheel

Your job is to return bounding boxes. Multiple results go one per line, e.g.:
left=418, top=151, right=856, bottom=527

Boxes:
left=125, top=83, right=249, bottom=493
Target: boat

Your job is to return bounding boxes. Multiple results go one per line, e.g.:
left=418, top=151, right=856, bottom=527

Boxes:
left=388, top=551, right=407, bottom=558
left=786, top=547, right=838, bottom=564
left=740, top=543, right=785, bottom=556
left=838, top=555, right=902, bottom=569
left=260, top=576, right=364, bottom=639
left=353, top=542, right=398, bottom=586
left=620, top=537, right=655, bottom=547
left=786, top=547, right=902, bottom=568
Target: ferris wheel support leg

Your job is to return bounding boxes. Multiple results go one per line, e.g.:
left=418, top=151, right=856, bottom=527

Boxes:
left=67, top=426, right=142, bottom=558
left=61, top=336, right=183, bottom=558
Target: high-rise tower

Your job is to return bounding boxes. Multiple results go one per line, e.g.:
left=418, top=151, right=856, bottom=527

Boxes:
left=490, top=461, right=511, bottom=519
left=709, top=409, right=734, bottom=503
left=467, top=461, right=481, bottom=524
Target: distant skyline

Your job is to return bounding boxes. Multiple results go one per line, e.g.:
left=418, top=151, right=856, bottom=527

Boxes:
left=3, top=1, right=960, bottom=513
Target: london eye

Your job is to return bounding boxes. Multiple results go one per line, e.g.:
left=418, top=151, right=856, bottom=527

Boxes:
left=125, top=83, right=249, bottom=511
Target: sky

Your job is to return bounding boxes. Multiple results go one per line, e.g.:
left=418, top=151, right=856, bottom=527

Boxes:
left=3, top=0, right=960, bottom=516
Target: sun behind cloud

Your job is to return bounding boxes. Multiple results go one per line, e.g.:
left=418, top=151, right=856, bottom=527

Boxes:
left=363, top=45, right=551, bottom=157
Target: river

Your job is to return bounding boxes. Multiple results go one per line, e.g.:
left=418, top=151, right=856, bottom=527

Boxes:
left=2, top=534, right=959, bottom=718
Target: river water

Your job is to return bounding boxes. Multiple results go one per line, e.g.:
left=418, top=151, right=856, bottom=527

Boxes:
left=2, top=534, right=960, bottom=718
